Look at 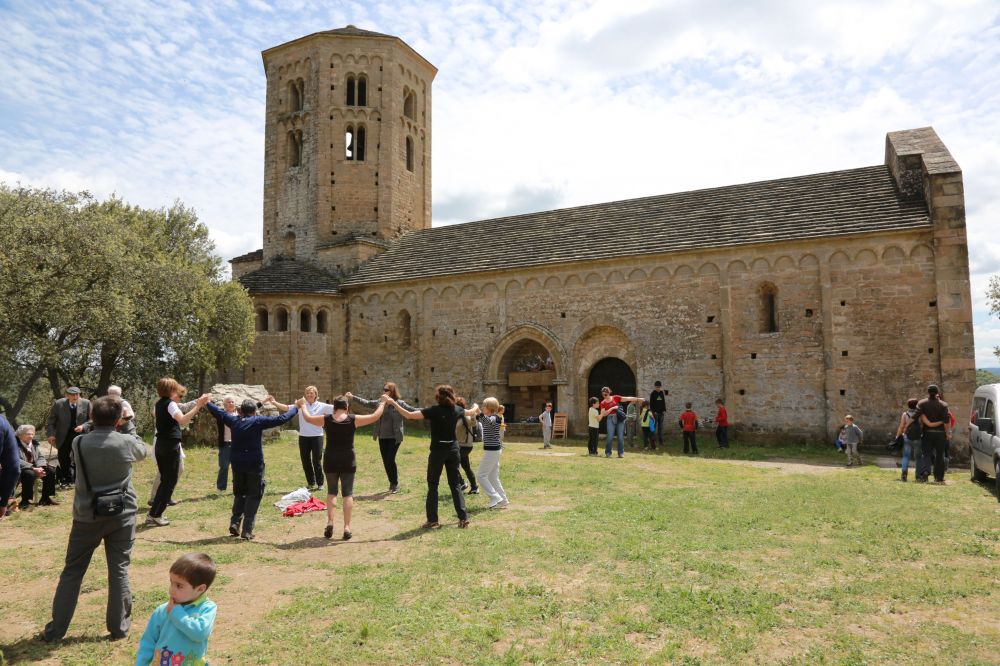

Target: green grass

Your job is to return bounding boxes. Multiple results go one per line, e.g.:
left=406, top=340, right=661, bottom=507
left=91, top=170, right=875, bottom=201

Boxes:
left=1, top=433, right=998, bottom=665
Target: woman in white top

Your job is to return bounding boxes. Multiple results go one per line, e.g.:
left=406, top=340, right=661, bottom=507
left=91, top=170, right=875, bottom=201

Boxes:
left=273, top=386, right=332, bottom=492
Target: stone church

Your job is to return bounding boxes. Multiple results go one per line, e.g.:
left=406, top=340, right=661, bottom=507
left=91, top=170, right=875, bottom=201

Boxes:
left=230, top=25, right=975, bottom=447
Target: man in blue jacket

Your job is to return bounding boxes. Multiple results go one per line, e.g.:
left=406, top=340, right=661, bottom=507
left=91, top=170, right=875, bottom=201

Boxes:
left=205, top=397, right=298, bottom=540
left=0, top=414, right=20, bottom=518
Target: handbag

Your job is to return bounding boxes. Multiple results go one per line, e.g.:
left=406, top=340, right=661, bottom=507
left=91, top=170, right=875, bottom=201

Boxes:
left=76, top=438, right=128, bottom=518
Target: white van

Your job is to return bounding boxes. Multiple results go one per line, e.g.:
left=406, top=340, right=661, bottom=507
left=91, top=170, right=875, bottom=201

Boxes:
left=969, top=383, right=1000, bottom=501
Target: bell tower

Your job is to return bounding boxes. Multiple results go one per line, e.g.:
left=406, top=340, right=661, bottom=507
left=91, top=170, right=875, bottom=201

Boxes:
left=260, top=25, right=436, bottom=275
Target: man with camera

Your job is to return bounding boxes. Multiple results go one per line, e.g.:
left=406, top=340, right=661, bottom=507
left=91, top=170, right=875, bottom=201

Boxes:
left=42, top=395, right=146, bottom=642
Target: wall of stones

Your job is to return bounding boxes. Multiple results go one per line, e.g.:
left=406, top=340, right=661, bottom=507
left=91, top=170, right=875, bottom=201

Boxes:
left=317, top=230, right=949, bottom=444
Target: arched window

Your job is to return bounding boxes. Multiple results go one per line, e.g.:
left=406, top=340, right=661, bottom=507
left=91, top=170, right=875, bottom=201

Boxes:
left=356, top=125, right=366, bottom=161
left=288, top=79, right=303, bottom=112
left=288, top=129, right=302, bottom=167
left=316, top=309, right=328, bottom=334
left=345, top=125, right=355, bottom=160
left=276, top=307, right=289, bottom=332
left=403, top=90, right=416, bottom=119
left=300, top=308, right=312, bottom=333
left=405, top=136, right=414, bottom=172
left=357, top=75, right=367, bottom=106
left=398, top=310, right=412, bottom=348
left=760, top=283, right=778, bottom=333
left=346, top=75, right=356, bottom=106
left=255, top=307, right=269, bottom=332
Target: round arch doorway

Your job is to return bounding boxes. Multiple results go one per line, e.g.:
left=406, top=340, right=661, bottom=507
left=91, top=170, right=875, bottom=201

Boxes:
left=587, top=357, right=636, bottom=402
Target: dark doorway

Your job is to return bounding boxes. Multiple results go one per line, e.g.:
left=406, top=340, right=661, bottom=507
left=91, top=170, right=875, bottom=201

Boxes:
left=587, top=357, right=636, bottom=402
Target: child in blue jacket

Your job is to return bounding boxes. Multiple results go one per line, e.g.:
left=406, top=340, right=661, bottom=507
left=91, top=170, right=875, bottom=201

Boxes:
left=135, top=553, right=217, bottom=666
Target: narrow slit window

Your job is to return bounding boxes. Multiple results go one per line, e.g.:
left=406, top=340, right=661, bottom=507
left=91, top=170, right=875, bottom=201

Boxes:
left=405, top=136, right=414, bottom=172
left=357, top=76, right=367, bottom=106
left=346, top=75, right=356, bottom=106
left=356, top=125, right=366, bottom=161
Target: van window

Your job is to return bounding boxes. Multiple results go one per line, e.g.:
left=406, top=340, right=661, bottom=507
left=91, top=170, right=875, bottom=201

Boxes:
left=987, top=400, right=997, bottom=424
left=973, top=396, right=987, bottom=423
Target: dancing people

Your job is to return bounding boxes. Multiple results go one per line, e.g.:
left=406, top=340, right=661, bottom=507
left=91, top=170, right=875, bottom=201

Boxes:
left=297, top=386, right=331, bottom=492
left=456, top=396, right=480, bottom=494
left=212, top=395, right=239, bottom=492
left=347, top=382, right=417, bottom=493
left=148, top=380, right=209, bottom=527
left=299, top=395, right=387, bottom=540
left=476, top=397, right=508, bottom=509
left=390, top=385, right=478, bottom=529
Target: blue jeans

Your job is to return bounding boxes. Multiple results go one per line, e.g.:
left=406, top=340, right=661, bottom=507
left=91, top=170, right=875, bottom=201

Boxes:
left=605, top=416, right=625, bottom=456
left=217, top=443, right=232, bottom=491
left=900, top=436, right=916, bottom=478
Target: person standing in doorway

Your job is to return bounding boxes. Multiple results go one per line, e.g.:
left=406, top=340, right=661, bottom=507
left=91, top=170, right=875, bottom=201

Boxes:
left=600, top=387, right=641, bottom=458
left=649, top=381, right=667, bottom=449
left=539, top=402, right=553, bottom=449
left=587, top=397, right=600, bottom=456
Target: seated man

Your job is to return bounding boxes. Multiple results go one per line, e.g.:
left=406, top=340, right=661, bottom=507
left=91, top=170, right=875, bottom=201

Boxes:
left=15, top=424, right=58, bottom=508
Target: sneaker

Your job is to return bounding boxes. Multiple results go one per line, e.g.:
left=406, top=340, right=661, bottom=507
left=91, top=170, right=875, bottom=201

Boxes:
left=229, top=523, right=240, bottom=537
left=468, top=488, right=479, bottom=495
left=241, top=532, right=255, bottom=541
left=145, top=515, right=169, bottom=527
left=458, top=519, right=471, bottom=529
left=421, top=521, right=440, bottom=529
left=487, top=501, right=501, bottom=509
left=389, top=485, right=400, bottom=494
left=496, top=499, right=509, bottom=508
left=167, top=500, right=179, bottom=506
left=18, top=500, right=30, bottom=510
left=324, top=524, right=334, bottom=539
left=316, top=486, right=324, bottom=494
left=617, top=454, right=625, bottom=459
left=605, top=454, right=612, bottom=458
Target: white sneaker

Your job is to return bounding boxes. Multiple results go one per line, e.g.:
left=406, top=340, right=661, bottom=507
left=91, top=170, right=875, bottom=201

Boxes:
left=496, top=499, right=509, bottom=508
left=146, top=515, right=170, bottom=527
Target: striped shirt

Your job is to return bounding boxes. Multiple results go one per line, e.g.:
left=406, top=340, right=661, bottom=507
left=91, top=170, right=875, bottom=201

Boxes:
left=477, top=414, right=503, bottom=450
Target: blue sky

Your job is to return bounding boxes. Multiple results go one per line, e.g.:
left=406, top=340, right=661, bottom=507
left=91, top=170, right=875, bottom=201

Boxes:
left=1, top=0, right=999, bottom=366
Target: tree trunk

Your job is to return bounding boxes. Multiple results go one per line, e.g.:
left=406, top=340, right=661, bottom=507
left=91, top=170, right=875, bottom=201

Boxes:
left=0, top=363, right=47, bottom=425
left=46, top=365, right=62, bottom=399
left=96, top=342, right=118, bottom=396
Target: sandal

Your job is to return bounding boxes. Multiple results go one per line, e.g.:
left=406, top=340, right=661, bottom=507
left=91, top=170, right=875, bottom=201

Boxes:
left=342, top=530, right=353, bottom=541
left=458, top=519, right=471, bottom=529
left=420, top=521, right=440, bottom=529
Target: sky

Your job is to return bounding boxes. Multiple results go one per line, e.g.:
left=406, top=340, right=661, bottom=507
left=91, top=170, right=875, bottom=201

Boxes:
left=1, top=0, right=998, bottom=366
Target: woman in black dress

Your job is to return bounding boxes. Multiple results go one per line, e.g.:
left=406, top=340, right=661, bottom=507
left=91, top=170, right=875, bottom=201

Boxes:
left=392, top=385, right=478, bottom=529
left=300, top=395, right=386, bottom=540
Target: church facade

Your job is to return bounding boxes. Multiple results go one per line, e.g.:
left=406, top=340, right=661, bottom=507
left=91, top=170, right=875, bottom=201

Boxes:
left=231, top=26, right=976, bottom=447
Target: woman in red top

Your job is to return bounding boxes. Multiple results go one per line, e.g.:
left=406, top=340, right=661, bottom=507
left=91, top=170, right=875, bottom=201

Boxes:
left=714, top=398, right=729, bottom=449
left=599, top=387, right=641, bottom=458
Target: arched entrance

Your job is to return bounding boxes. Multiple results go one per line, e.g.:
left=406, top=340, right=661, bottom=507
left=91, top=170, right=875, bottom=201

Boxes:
left=496, top=338, right=558, bottom=422
left=588, top=357, right=636, bottom=401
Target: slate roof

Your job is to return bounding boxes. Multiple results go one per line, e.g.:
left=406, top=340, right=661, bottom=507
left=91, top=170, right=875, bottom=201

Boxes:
left=230, top=249, right=263, bottom=264
left=340, top=165, right=930, bottom=288
left=237, top=258, right=340, bottom=295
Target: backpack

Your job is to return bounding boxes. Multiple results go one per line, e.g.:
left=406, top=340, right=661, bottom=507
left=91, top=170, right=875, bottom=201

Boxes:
left=904, top=409, right=922, bottom=440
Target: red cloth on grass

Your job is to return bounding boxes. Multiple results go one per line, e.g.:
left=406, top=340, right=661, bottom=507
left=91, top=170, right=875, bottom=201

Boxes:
left=283, top=497, right=327, bottom=517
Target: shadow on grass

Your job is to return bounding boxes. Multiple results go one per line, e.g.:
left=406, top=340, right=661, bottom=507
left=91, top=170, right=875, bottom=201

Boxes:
left=1, top=632, right=110, bottom=665
left=139, top=534, right=238, bottom=546
left=355, top=490, right=391, bottom=501
left=273, top=535, right=341, bottom=550
left=970, top=477, right=1000, bottom=501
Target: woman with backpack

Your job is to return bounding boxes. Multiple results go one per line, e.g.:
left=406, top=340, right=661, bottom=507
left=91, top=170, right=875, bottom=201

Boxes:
left=455, top=396, right=479, bottom=494
left=894, top=398, right=921, bottom=482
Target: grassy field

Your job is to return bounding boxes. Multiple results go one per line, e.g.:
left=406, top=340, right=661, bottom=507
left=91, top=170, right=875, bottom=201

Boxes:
left=1, top=431, right=998, bottom=665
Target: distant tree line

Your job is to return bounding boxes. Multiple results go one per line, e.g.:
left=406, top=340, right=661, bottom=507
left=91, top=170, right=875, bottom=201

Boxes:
left=0, top=185, right=255, bottom=425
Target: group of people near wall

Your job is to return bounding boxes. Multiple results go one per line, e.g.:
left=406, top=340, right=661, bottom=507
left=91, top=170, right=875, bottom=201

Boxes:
left=577, top=381, right=730, bottom=458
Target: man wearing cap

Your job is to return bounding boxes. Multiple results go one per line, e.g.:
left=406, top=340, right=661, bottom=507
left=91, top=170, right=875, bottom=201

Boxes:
left=649, top=381, right=667, bottom=449
left=914, top=384, right=951, bottom=483
left=205, top=396, right=298, bottom=540
left=46, top=387, right=92, bottom=487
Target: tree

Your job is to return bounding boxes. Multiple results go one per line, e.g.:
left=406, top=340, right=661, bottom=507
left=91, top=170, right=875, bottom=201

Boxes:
left=990, top=273, right=1000, bottom=363
left=0, top=185, right=255, bottom=425
left=976, top=369, right=1000, bottom=386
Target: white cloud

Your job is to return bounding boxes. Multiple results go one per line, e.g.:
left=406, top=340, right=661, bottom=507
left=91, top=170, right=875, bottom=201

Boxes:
left=0, top=0, right=998, bottom=341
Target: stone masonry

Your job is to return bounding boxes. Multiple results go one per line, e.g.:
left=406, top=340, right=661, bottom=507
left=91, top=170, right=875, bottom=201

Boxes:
left=232, top=27, right=976, bottom=453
